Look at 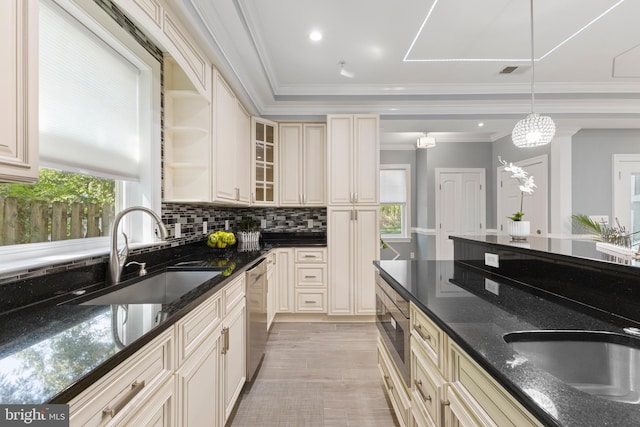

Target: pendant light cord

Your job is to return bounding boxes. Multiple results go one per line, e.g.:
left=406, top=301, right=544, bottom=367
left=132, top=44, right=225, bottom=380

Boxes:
left=530, top=0, right=535, bottom=113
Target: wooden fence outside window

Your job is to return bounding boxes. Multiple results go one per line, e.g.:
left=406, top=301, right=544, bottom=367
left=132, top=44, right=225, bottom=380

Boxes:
left=0, top=197, right=115, bottom=245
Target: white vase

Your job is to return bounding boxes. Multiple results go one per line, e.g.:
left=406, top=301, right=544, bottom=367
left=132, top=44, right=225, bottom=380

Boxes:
left=509, top=220, right=530, bottom=241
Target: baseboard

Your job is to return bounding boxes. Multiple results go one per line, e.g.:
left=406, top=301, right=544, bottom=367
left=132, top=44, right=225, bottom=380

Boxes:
left=273, top=313, right=375, bottom=323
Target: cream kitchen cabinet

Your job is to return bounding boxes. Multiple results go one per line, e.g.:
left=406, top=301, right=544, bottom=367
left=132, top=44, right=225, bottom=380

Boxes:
left=177, top=273, right=245, bottom=427
left=378, top=336, right=411, bottom=427
left=69, top=329, right=175, bottom=426
left=328, top=207, right=379, bottom=315
left=212, top=69, right=250, bottom=205
left=276, top=248, right=294, bottom=313
left=327, top=114, right=379, bottom=206
left=279, top=123, right=326, bottom=206
left=294, top=248, right=327, bottom=313
left=252, top=118, right=278, bottom=206
left=113, top=0, right=211, bottom=99
left=0, top=0, right=38, bottom=183
left=163, top=57, right=211, bottom=202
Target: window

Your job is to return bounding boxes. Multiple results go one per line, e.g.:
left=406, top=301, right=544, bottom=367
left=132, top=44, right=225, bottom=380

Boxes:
left=0, top=0, right=160, bottom=270
left=380, top=165, right=411, bottom=241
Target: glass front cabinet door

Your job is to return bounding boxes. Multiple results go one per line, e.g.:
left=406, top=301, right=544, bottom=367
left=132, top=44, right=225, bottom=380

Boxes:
left=252, top=117, right=278, bottom=205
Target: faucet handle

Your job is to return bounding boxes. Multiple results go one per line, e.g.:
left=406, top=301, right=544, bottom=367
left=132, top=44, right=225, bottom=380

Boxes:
left=125, top=261, right=147, bottom=276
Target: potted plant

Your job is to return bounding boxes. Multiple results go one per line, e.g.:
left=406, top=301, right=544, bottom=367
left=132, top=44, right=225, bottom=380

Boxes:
left=499, top=157, right=536, bottom=240
left=237, top=217, right=260, bottom=244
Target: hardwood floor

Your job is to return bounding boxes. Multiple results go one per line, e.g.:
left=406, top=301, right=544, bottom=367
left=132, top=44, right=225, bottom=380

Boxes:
left=228, top=322, right=400, bottom=427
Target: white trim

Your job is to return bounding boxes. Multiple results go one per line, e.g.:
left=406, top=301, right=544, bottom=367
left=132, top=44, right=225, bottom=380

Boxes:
left=412, top=227, right=436, bottom=235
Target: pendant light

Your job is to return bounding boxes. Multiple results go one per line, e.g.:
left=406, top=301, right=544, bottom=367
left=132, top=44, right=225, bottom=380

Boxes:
left=512, top=0, right=555, bottom=147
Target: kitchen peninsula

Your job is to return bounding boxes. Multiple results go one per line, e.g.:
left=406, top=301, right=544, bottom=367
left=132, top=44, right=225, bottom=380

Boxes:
left=374, top=235, right=640, bottom=427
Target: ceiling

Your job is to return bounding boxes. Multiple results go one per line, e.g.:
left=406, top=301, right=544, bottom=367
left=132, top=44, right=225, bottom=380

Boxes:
left=174, top=0, right=640, bottom=147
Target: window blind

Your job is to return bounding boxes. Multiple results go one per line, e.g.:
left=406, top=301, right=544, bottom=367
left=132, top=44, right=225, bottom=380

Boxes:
left=380, top=169, right=407, bottom=203
left=39, top=0, right=141, bottom=180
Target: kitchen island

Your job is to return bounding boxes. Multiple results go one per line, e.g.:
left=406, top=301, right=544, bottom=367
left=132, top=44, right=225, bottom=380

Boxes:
left=374, top=235, right=640, bottom=427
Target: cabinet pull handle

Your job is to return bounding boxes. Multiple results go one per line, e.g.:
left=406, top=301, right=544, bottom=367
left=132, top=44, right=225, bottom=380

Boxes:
left=304, top=255, right=316, bottom=258
left=304, top=275, right=317, bottom=279
left=414, top=379, right=432, bottom=403
left=442, top=400, right=450, bottom=406
left=221, top=327, right=229, bottom=354
left=354, top=210, right=358, bottom=221
left=383, top=375, right=393, bottom=391
left=102, top=380, right=145, bottom=418
left=304, top=300, right=315, bottom=304
left=414, top=324, right=432, bottom=342
left=354, top=192, right=358, bottom=202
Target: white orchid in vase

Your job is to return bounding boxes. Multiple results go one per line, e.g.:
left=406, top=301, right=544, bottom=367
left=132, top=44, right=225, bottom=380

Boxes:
left=499, top=157, right=536, bottom=222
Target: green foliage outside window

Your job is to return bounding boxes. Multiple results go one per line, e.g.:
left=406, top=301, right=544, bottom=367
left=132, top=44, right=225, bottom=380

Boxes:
left=380, top=204, right=402, bottom=235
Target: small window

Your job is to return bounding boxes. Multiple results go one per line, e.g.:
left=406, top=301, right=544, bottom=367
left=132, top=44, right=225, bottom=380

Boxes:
left=380, top=165, right=411, bottom=240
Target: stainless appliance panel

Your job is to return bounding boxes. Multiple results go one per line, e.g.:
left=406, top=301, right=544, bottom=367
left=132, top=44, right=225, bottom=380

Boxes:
left=375, top=274, right=410, bottom=386
left=246, top=258, right=268, bottom=381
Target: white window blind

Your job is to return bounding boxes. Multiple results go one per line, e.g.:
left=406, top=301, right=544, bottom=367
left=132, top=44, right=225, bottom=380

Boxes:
left=380, top=169, right=407, bottom=203
left=39, top=0, right=141, bottom=180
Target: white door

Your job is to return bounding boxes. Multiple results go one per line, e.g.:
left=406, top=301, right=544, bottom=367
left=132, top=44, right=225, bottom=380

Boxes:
left=497, top=155, right=548, bottom=236
left=613, top=155, right=640, bottom=236
left=302, top=124, right=326, bottom=206
left=279, top=124, right=302, bottom=206
left=436, top=169, right=486, bottom=259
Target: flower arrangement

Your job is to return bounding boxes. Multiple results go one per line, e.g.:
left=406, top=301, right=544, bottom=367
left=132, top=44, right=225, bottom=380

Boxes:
left=499, top=157, right=536, bottom=221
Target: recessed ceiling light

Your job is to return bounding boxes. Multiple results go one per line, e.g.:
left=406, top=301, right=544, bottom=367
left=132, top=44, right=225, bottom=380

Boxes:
left=478, top=122, right=485, bottom=127
left=309, top=31, right=322, bottom=42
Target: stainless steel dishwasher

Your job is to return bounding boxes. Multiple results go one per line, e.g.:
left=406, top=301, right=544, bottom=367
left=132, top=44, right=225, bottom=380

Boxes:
left=246, top=258, right=268, bottom=381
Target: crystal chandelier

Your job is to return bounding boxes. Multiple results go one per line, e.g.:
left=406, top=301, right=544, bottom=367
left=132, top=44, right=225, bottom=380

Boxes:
left=512, top=0, right=555, bottom=148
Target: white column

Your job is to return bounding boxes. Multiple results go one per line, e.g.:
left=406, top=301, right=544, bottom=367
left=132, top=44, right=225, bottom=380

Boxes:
left=550, top=129, right=579, bottom=237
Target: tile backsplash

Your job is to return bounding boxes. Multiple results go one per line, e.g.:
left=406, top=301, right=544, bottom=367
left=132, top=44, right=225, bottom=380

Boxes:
left=0, top=205, right=326, bottom=283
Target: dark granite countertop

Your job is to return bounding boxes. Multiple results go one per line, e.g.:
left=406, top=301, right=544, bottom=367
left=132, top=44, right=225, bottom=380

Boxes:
left=374, top=259, right=640, bottom=427
left=0, top=234, right=325, bottom=405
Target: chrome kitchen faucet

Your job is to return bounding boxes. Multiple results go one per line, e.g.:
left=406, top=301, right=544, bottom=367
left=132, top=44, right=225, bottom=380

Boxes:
left=109, top=206, right=169, bottom=285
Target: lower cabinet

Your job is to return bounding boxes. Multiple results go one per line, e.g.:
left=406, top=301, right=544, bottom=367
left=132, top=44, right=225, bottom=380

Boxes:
left=69, top=274, right=247, bottom=427
left=294, top=248, right=327, bottom=313
left=378, top=302, right=543, bottom=427
left=275, top=248, right=294, bottom=313
left=68, top=329, right=174, bottom=426
left=377, top=337, right=411, bottom=427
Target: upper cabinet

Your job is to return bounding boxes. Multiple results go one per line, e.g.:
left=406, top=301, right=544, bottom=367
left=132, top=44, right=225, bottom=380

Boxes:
left=163, top=57, right=211, bottom=202
left=327, top=115, right=379, bottom=205
left=212, top=70, right=250, bottom=205
left=113, top=0, right=211, bottom=99
left=0, top=0, right=38, bottom=183
left=279, top=123, right=326, bottom=207
left=252, top=118, right=278, bottom=206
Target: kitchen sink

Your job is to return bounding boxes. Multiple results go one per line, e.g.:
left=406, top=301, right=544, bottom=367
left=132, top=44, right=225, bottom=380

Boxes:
left=504, top=330, right=640, bottom=404
left=82, top=270, right=220, bottom=305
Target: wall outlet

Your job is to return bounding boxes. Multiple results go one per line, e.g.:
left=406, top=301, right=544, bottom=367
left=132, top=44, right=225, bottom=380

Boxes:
left=174, top=223, right=181, bottom=238
left=225, top=220, right=230, bottom=230
left=484, top=253, right=499, bottom=268
left=589, top=215, right=609, bottom=226
left=484, top=278, right=500, bottom=295
left=307, top=219, right=314, bottom=228
left=202, top=221, right=207, bottom=234
left=261, top=219, right=267, bottom=228
left=410, top=252, right=415, bottom=259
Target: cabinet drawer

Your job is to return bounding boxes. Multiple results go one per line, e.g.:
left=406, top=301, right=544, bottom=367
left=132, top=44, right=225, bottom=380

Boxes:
left=295, top=291, right=326, bottom=312
left=224, top=275, right=245, bottom=314
left=295, top=248, right=326, bottom=263
left=377, top=338, right=410, bottom=427
left=448, top=341, right=542, bottom=427
left=177, top=293, right=221, bottom=365
left=295, top=265, right=326, bottom=288
left=411, top=343, right=444, bottom=427
left=69, top=329, right=174, bottom=426
left=411, top=303, right=444, bottom=373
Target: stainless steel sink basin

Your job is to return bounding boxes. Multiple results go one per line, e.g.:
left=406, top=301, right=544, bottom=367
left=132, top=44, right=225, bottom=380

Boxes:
left=82, top=270, right=220, bottom=305
left=504, top=330, right=640, bottom=404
